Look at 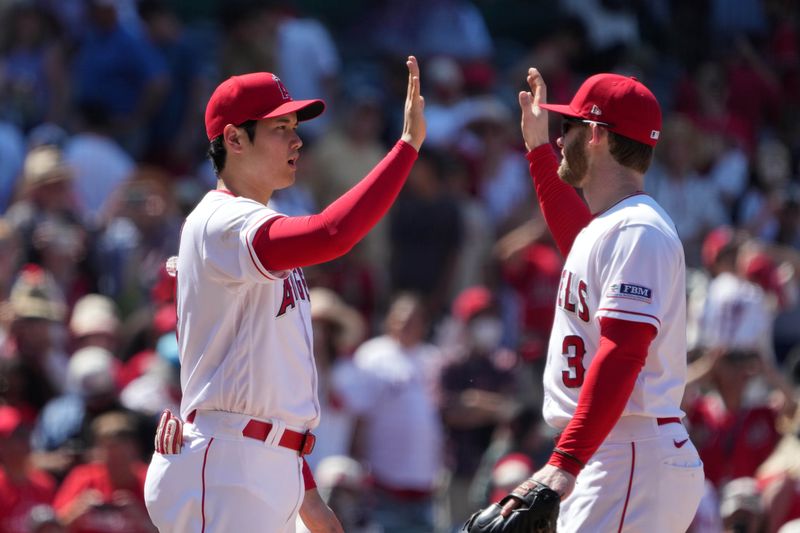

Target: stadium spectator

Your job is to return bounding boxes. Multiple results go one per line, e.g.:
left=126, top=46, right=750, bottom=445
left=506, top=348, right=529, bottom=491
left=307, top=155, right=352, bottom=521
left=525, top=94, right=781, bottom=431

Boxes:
left=388, top=150, right=463, bottom=315
left=1, top=266, right=68, bottom=414
left=0, top=1, right=68, bottom=131
left=438, top=286, right=519, bottom=527
left=332, top=293, right=444, bottom=533
left=0, top=405, right=56, bottom=533
left=68, top=295, right=120, bottom=354
left=70, top=0, right=168, bottom=157
left=52, top=411, right=155, bottom=532
left=136, top=0, right=206, bottom=172
left=4, top=146, right=81, bottom=265
left=305, top=287, right=366, bottom=471
left=645, top=115, right=728, bottom=267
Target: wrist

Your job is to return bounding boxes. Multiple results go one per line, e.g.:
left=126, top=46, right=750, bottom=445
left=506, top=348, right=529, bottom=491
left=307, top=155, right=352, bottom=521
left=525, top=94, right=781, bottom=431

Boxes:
left=547, top=448, right=584, bottom=477
left=524, top=137, right=550, bottom=152
left=400, top=133, right=422, bottom=152
left=525, top=143, right=555, bottom=161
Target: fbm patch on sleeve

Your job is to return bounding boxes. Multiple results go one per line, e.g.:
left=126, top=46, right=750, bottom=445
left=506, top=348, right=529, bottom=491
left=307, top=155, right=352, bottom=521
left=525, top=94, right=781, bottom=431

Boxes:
left=607, top=282, right=653, bottom=303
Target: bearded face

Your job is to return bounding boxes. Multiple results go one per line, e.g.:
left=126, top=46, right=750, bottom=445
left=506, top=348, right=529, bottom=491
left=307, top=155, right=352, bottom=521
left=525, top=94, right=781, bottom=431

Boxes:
left=557, top=125, right=589, bottom=187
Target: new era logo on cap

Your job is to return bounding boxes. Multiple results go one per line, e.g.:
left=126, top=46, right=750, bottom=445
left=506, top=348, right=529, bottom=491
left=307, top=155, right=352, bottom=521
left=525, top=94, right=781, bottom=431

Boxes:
left=539, top=73, right=662, bottom=147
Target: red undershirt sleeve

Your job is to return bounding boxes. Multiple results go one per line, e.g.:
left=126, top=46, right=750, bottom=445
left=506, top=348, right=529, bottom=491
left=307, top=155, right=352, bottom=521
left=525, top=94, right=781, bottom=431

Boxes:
left=253, top=140, right=417, bottom=271
left=302, top=458, right=317, bottom=490
left=526, top=144, right=593, bottom=257
left=547, top=317, right=657, bottom=476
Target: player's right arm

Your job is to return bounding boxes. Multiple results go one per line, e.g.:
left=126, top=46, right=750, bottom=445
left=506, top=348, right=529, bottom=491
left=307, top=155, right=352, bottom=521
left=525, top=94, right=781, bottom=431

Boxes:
left=299, top=487, right=345, bottom=533
left=498, top=314, right=655, bottom=515
left=252, top=56, right=425, bottom=271
left=519, top=68, right=592, bottom=257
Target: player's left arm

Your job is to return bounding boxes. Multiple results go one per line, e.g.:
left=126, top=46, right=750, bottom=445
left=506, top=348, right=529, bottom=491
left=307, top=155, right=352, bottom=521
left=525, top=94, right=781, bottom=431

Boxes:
left=252, top=56, right=425, bottom=271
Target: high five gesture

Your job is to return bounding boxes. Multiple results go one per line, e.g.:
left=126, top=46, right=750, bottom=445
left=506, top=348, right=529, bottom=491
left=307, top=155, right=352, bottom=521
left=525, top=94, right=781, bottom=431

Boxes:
left=401, top=55, right=426, bottom=152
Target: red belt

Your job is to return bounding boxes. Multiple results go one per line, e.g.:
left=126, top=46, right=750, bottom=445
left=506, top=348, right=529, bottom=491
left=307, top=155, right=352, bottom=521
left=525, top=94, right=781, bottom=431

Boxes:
left=242, top=419, right=316, bottom=456
left=186, top=410, right=316, bottom=456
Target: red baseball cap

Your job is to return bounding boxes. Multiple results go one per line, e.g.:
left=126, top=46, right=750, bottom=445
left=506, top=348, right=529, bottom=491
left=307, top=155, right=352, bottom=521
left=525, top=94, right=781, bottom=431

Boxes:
left=452, top=286, right=494, bottom=323
left=743, top=252, right=781, bottom=295
left=540, top=73, right=662, bottom=147
left=701, top=225, right=734, bottom=269
left=205, top=72, right=325, bottom=140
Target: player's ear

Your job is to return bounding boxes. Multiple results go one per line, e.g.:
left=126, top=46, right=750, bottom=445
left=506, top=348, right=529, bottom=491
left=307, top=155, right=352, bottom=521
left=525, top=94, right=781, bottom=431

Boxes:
left=588, top=123, right=604, bottom=146
left=223, top=124, right=245, bottom=153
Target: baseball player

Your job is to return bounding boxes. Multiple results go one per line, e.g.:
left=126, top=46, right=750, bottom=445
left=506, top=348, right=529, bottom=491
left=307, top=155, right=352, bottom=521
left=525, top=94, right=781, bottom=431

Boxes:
left=143, top=56, right=426, bottom=532
left=496, top=70, right=705, bottom=531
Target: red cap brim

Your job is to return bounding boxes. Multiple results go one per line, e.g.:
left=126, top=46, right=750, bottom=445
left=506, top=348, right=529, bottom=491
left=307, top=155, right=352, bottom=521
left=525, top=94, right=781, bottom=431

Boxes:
left=263, top=99, right=326, bottom=122
left=538, top=103, right=582, bottom=119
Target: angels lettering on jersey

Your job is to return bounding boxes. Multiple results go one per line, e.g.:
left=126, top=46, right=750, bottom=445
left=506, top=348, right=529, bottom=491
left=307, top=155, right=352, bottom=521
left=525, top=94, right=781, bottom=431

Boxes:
left=557, top=268, right=590, bottom=323
left=277, top=269, right=310, bottom=317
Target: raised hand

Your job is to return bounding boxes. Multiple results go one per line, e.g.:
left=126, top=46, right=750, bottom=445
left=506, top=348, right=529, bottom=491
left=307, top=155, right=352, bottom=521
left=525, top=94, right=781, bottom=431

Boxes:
left=518, top=67, right=550, bottom=152
left=401, top=55, right=426, bottom=152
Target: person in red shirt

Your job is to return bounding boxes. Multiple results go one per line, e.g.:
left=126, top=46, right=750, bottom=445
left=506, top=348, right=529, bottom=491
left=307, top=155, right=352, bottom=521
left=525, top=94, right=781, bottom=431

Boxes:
left=0, top=405, right=57, bottom=533
left=53, top=412, right=155, bottom=533
left=685, top=348, right=783, bottom=488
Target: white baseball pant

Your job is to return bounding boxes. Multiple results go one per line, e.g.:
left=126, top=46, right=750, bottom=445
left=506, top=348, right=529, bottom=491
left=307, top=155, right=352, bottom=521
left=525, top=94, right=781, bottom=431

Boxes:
left=557, top=415, right=705, bottom=533
left=144, top=410, right=306, bottom=532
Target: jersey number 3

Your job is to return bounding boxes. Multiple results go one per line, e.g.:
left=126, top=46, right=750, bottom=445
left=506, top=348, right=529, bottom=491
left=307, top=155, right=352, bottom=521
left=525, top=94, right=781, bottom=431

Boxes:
left=561, top=335, right=586, bottom=388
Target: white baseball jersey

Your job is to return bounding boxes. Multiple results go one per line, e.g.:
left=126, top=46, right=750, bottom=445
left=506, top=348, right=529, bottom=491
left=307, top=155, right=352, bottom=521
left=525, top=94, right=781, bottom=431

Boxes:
left=700, top=272, right=771, bottom=355
left=331, top=335, right=444, bottom=489
left=542, top=193, right=687, bottom=429
left=176, top=189, right=320, bottom=429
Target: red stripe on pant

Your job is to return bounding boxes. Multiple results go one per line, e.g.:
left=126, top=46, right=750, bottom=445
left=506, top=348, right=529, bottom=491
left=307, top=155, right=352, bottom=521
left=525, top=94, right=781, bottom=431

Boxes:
left=201, top=438, right=215, bottom=533
left=617, top=442, right=636, bottom=533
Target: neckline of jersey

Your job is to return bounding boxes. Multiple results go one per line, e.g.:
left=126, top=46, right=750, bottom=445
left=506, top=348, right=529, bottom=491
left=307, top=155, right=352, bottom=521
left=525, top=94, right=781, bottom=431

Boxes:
left=213, top=188, right=236, bottom=197
left=592, top=191, right=649, bottom=218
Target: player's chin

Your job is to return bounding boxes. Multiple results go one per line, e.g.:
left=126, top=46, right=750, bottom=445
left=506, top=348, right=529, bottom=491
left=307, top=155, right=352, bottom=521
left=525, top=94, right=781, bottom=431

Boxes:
left=276, top=174, right=296, bottom=190
left=279, top=167, right=297, bottom=187
left=557, top=164, right=582, bottom=187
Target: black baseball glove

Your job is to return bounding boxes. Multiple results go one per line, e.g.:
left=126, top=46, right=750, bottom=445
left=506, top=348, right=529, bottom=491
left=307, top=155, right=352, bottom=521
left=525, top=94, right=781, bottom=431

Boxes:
left=461, top=479, right=560, bottom=533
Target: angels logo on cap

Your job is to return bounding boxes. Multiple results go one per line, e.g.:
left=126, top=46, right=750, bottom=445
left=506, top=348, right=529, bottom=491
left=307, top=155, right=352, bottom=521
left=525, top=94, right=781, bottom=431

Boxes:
left=272, top=75, right=290, bottom=101
left=204, top=72, right=325, bottom=140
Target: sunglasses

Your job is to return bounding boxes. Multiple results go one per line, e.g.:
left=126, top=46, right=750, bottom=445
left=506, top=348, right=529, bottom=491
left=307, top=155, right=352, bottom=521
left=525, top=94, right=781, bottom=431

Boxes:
left=561, top=118, right=612, bottom=136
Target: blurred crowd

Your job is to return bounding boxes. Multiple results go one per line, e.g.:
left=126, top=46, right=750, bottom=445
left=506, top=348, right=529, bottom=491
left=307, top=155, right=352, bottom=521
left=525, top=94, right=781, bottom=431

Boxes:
left=0, top=0, right=799, bottom=532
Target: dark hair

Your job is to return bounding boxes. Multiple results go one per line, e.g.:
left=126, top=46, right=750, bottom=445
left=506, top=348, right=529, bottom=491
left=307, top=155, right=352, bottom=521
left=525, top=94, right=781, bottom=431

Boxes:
left=608, top=132, right=654, bottom=174
left=207, top=120, right=257, bottom=176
